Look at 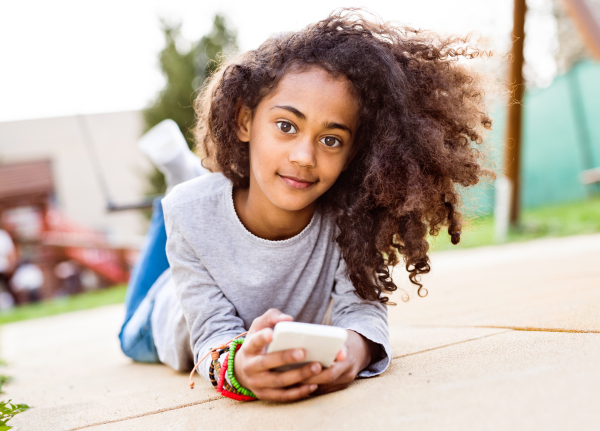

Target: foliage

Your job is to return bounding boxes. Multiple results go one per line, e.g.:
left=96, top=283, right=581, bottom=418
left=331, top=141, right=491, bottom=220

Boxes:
left=0, top=376, right=11, bottom=395
left=143, top=15, right=237, bottom=195
left=0, top=285, right=126, bottom=326
left=0, top=362, right=28, bottom=430
left=0, top=400, right=28, bottom=430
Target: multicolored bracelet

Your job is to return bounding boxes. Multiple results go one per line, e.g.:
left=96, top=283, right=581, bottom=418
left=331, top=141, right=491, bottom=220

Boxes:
left=211, top=350, right=239, bottom=395
left=227, top=338, right=257, bottom=399
left=188, top=331, right=257, bottom=401
left=217, top=351, right=257, bottom=401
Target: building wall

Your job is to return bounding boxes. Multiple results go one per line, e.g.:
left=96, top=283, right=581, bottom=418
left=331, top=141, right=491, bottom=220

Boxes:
left=0, top=111, right=153, bottom=241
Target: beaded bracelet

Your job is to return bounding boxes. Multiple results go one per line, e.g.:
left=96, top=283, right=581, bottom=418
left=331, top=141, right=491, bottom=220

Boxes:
left=188, top=331, right=257, bottom=401
left=228, top=338, right=257, bottom=399
left=189, top=331, right=248, bottom=389
left=214, top=354, right=239, bottom=395
left=217, top=351, right=256, bottom=401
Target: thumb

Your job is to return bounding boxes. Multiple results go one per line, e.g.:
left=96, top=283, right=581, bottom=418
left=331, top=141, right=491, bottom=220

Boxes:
left=248, top=308, right=293, bottom=335
left=243, top=327, right=274, bottom=355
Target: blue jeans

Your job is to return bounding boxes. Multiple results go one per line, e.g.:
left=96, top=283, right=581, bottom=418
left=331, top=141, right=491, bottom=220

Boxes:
left=119, top=198, right=169, bottom=363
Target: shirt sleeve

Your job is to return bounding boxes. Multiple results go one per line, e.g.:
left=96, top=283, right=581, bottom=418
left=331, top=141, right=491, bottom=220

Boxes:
left=163, top=207, right=247, bottom=383
left=330, top=256, right=391, bottom=377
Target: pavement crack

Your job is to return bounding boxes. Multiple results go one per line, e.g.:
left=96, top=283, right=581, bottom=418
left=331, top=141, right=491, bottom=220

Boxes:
left=392, top=329, right=512, bottom=360
left=474, top=325, right=600, bottom=333
left=68, top=396, right=226, bottom=431
left=398, top=324, right=600, bottom=334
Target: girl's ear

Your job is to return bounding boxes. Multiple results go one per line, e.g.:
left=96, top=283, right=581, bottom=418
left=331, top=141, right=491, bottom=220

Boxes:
left=236, top=103, right=252, bottom=143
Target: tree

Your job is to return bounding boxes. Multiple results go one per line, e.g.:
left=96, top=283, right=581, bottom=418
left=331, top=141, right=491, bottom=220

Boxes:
left=143, top=15, right=237, bottom=195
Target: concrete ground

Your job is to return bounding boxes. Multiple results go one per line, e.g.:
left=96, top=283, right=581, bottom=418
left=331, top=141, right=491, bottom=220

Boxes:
left=3, top=233, right=600, bottom=430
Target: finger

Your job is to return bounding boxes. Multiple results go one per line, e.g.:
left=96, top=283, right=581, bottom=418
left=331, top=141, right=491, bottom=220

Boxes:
left=265, top=309, right=293, bottom=327
left=249, top=348, right=306, bottom=372
left=256, top=384, right=318, bottom=402
left=301, top=362, right=349, bottom=385
left=242, top=328, right=273, bottom=355
left=335, top=346, right=347, bottom=362
left=249, top=309, right=293, bottom=334
left=254, top=362, right=322, bottom=388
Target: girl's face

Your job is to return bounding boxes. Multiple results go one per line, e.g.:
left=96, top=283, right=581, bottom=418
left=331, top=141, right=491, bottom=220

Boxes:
left=236, top=66, right=360, bottom=213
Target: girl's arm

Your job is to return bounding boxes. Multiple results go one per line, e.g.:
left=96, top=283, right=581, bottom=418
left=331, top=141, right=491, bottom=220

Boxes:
left=164, top=210, right=247, bottom=382
left=329, top=256, right=391, bottom=376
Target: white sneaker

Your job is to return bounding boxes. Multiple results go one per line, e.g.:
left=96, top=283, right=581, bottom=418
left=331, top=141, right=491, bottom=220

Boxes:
left=138, top=119, right=209, bottom=192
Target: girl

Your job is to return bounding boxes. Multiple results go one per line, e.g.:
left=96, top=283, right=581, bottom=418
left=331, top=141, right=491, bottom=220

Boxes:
left=120, top=9, right=492, bottom=402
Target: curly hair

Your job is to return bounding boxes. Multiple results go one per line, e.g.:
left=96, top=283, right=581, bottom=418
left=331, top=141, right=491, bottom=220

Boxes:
left=194, top=8, right=493, bottom=304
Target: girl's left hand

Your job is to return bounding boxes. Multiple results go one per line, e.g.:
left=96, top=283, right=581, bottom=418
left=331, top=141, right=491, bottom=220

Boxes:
left=301, top=329, right=376, bottom=395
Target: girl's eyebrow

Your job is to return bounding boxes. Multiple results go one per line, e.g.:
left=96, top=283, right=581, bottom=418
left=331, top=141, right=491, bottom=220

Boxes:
left=322, top=121, right=353, bottom=137
left=270, top=105, right=353, bottom=136
left=270, top=105, right=306, bottom=120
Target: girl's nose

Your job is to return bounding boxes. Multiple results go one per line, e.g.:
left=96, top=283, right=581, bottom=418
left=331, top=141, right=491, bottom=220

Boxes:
left=288, top=137, right=317, bottom=168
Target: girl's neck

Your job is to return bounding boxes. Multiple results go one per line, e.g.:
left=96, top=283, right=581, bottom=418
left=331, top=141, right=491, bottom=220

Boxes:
left=232, top=186, right=316, bottom=241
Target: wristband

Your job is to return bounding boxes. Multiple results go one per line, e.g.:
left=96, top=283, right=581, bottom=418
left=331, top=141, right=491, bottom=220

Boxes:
left=209, top=347, right=229, bottom=387
left=228, top=338, right=257, bottom=399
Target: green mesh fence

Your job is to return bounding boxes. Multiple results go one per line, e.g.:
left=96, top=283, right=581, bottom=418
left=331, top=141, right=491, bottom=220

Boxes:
left=463, top=59, right=600, bottom=216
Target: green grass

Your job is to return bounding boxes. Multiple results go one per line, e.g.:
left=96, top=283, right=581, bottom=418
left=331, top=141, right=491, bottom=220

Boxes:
left=430, top=195, right=600, bottom=252
left=0, top=285, right=126, bottom=326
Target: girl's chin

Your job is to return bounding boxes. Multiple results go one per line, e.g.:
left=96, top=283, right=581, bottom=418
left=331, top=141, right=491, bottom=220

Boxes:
left=268, top=192, right=318, bottom=213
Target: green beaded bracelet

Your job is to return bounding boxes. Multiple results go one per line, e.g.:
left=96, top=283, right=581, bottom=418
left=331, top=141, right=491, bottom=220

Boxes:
left=228, top=338, right=257, bottom=399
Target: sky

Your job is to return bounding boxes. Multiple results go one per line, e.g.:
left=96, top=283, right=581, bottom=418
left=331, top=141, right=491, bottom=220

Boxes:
left=0, top=0, right=560, bottom=123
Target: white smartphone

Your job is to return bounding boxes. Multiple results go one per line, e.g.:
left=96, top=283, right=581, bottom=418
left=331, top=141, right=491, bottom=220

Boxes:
left=266, top=322, right=348, bottom=371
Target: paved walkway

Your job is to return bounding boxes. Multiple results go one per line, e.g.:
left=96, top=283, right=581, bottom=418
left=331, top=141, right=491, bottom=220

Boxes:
left=3, top=234, right=600, bottom=430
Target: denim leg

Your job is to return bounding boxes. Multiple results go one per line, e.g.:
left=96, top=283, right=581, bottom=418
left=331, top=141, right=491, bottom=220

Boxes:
left=119, top=197, right=169, bottom=363
left=119, top=283, right=161, bottom=363
left=123, top=197, right=170, bottom=324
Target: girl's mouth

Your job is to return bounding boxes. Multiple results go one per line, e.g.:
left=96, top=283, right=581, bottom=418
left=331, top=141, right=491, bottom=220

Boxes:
left=278, top=174, right=317, bottom=190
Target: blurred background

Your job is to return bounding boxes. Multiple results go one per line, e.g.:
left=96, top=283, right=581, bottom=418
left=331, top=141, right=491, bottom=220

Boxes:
left=0, top=0, right=598, bottom=316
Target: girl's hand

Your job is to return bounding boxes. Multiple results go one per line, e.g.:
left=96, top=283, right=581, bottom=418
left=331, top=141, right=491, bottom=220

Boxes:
left=233, top=309, right=323, bottom=402
left=301, top=330, right=376, bottom=395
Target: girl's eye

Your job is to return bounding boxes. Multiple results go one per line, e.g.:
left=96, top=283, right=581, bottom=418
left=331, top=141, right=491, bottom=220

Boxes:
left=320, top=136, right=341, bottom=148
left=276, top=121, right=297, bottom=134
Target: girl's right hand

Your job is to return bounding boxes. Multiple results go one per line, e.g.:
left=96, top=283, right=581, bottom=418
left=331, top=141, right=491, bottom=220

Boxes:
left=233, top=309, right=322, bottom=402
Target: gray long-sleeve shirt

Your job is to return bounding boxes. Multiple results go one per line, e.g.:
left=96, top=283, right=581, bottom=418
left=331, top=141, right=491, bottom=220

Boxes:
left=154, top=172, right=391, bottom=384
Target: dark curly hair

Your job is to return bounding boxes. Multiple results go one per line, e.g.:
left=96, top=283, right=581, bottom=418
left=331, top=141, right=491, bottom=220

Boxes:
left=194, top=9, right=493, bottom=304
